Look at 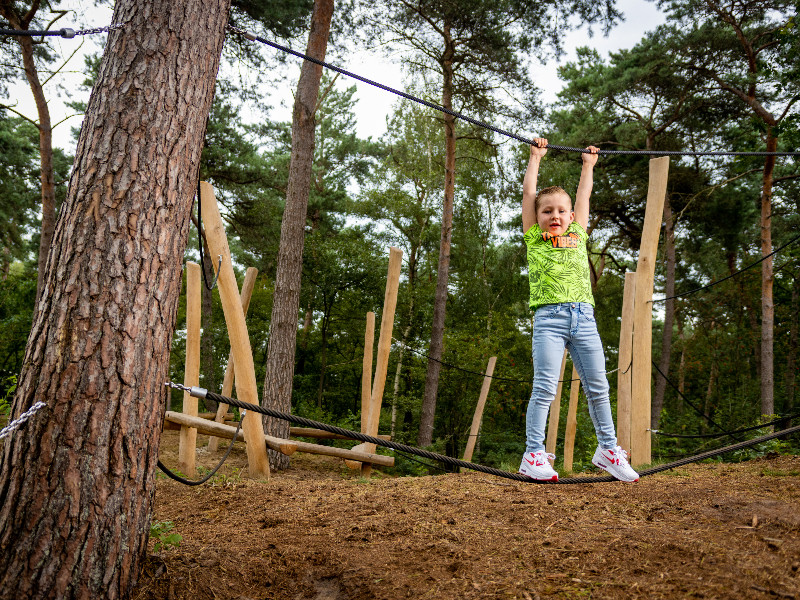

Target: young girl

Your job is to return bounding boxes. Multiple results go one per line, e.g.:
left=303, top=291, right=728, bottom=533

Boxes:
left=520, top=138, right=638, bottom=482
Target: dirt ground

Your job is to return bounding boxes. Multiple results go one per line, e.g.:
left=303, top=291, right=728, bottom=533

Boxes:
left=133, top=430, right=800, bottom=600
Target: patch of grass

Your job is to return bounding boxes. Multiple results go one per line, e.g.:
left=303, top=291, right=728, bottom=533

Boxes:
left=760, top=468, right=800, bottom=477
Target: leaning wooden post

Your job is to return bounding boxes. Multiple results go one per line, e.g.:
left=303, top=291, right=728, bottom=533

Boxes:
left=545, top=349, right=569, bottom=455
left=617, top=271, right=636, bottom=453
left=200, top=182, right=270, bottom=479
left=178, top=262, right=202, bottom=475
left=631, top=158, right=669, bottom=467
left=357, top=247, right=402, bottom=477
left=208, top=267, right=258, bottom=452
left=461, top=356, right=497, bottom=467
left=562, top=365, right=581, bottom=473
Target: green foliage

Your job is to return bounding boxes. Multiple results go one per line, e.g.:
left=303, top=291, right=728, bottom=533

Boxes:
left=150, top=520, right=182, bottom=554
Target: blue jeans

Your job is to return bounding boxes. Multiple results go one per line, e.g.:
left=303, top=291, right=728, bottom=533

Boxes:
left=525, top=302, right=617, bottom=454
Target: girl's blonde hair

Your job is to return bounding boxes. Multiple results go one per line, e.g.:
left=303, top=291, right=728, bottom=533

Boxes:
left=534, top=186, right=572, bottom=214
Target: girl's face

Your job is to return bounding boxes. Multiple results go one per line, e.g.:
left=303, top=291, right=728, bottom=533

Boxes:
left=536, top=192, right=574, bottom=236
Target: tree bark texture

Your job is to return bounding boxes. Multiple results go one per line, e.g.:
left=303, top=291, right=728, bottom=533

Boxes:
left=262, top=0, right=333, bottom=469
left=418, top=21, right=455, bottom=448
left=0, top=1, right=230, bottom=597
left=0, top=2, right=56, bottom=304
left=652, top=196, right=675, bottom=429
left=760, top=134, right=776, bottom=416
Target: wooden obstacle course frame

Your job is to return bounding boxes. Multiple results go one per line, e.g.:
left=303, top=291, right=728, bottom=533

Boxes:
left=461, top=356, right=497, bottom=466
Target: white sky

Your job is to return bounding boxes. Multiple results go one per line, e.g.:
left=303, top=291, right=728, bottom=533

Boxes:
left=5, top=0, right=666, bottom=153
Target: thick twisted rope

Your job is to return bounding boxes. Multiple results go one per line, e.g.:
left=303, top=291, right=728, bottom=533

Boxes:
left=164, top=382, right=800, bottom=485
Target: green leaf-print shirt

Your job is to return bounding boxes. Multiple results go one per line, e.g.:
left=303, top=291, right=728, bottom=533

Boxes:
left=524, top=221, right=595, bottom=311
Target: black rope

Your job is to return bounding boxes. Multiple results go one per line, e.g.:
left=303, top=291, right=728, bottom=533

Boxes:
left=194, top=182, right=220, bottom=291
left=653, top=231, right=800, bottom=303
left=653, top=412, right=800, bottom=439
left=165, top=382, right=800, bottom=484
left=226, top=25, right=800, bottom=158
left=157, top=417, right=244, bottom=486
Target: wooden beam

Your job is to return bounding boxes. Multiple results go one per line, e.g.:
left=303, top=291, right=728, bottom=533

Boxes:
left=165, top=411, right=296, bottom=456
left=461, top=356, right=496, bottom=466
left=617, top=271, right=636, bottom=452
left=361, top=311, right=375, bottom=433
left=200, top=182, right=270, bottom=479
left=545, top=349, right=569, bottom=455
left=354, top=248, right=403, bottom=477
left=293, top=439, right=395, bottom=467
left=207, top=267, right=258, bottom=452
left=631, top=158, right=669, bottom=467
left=290, top=427, right=390, bottom=441
left=178, top=262, right=201, bottom=475
left=562, top=365, right=581, bottom=473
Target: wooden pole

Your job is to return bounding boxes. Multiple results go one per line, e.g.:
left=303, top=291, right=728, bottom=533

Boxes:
left=617, top=271, right=636, bottom=452
left=353, top=248, right=402, bottom=476
left=631, top=158, right=669, bottom=467
left=545, top=349, right=569, bottom=455
left=199, top=182, right=270, bottom=479
left=178, top=262, right=201, bottom=475
left=361, top=312, right=376, bottom=433
left=562, top=365, right=581, bottom=473
left=207, top=267, right=258, bottom=452
left=461, top=356, right=497, bottom=466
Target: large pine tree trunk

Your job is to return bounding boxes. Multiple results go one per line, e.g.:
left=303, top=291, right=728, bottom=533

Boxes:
left=0, top=1, right=230, bottom=597
left=262, top=0, right=333, bottom=469
left=418, top=22, right=455, bottom=447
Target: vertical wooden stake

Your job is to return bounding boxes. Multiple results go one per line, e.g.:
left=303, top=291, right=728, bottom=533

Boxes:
left=545, top=349, right=569, bottom=455
left=617, top=271, right=636, bottom=452
left=178, top=262, right=201, bottom=475
left=357, top=248, right=402, bottom=477
left=562, top=365, right=581, bottom=473
left=208, top=267, right=259, bottom=452
left=461, top=356, right=497, bottom=467
left=631, top=158, right=669, bottom=467
left=361, top=312, right=376, bottom=433
left=200, top=182, right=270, bottom=479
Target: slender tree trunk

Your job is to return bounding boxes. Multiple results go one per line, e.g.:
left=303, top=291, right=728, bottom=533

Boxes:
left=262, top=0, right=333, bottom=469
left=653, top=197, right=676, bottom=429
left=0, top=3, right=56, bottom=304
left=317, top=313, right=330, bottom=409
left=0, top=1, right=229, bottom=597
left=419, top=21, right=455, bottom=447
left=760, top=134, right=776, bottom=416
left=785, top=272, right=798, bottom=421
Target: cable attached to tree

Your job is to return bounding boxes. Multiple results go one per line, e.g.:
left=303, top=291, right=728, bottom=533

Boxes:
left=156, top=414, right=244, bottom=486
left=0, top=23, right=124, bottom=38
left=163, top=381, right=800, bottom=485
left=226, top=25, right=800, bottom=158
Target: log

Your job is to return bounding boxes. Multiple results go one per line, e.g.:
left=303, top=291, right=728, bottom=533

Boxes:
left=178, top=262, right=201, bottom=475
left=165, top=411, right=296, bottom=456
left=631, top=158, right=669, bottom=467
left=292, top=439, right=395, bottom=467
left=461, top=356, right=496, bottom=466
left=290, top=427, right=390, bottom=441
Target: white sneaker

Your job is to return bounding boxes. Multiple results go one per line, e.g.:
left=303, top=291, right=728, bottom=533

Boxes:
left=519, top=451, right=559, bottom=481
left=592, top=446, right=639, bottom=482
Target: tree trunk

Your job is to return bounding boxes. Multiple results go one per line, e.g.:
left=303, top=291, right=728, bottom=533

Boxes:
left=262, top=0, right=333, bottom=469
left=418, top=21, right=455, bottom=447
left=0, top=1, right=230, bottom=598
left=785, top=272, right=798, bottom=421
left=653, top=196, right=675, bottom=429
left=0, top=3, right=56, bottom=304
left=760, top=134, right=776, bottom=416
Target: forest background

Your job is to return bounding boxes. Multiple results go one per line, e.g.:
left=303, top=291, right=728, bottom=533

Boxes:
left=1, top=0, right=799, bottom=475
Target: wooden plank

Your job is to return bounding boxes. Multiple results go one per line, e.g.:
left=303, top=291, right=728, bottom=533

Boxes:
left=290, top=427, right=390, bottom=441
left=545, top=349, right=569, bottom=455
left=293, top=439, right=395, bottom=467
left=200, top=182, right=270, bottom=479
left=355, top=248, right=403, bottom=477
left=562, top=365, right=581, bottom=473
left=617, top=271, right=636, bottom=452
left=361, top=312, right=375, bottom=433
left=631, top=158, right=669, bottom=467
left=165, top=411, right=297, bottom=456
left=461, top=356, right=497, bottom=466
left=207, top=267, right=258, bottom=452
left=178, top=262, right=201, bottom=475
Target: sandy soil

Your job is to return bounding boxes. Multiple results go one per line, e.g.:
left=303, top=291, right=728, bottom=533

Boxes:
left=133, top=430, right=800, bottom=600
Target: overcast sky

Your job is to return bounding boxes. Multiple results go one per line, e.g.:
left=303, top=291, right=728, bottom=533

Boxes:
left=7, top=0, right=666, bottom=153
